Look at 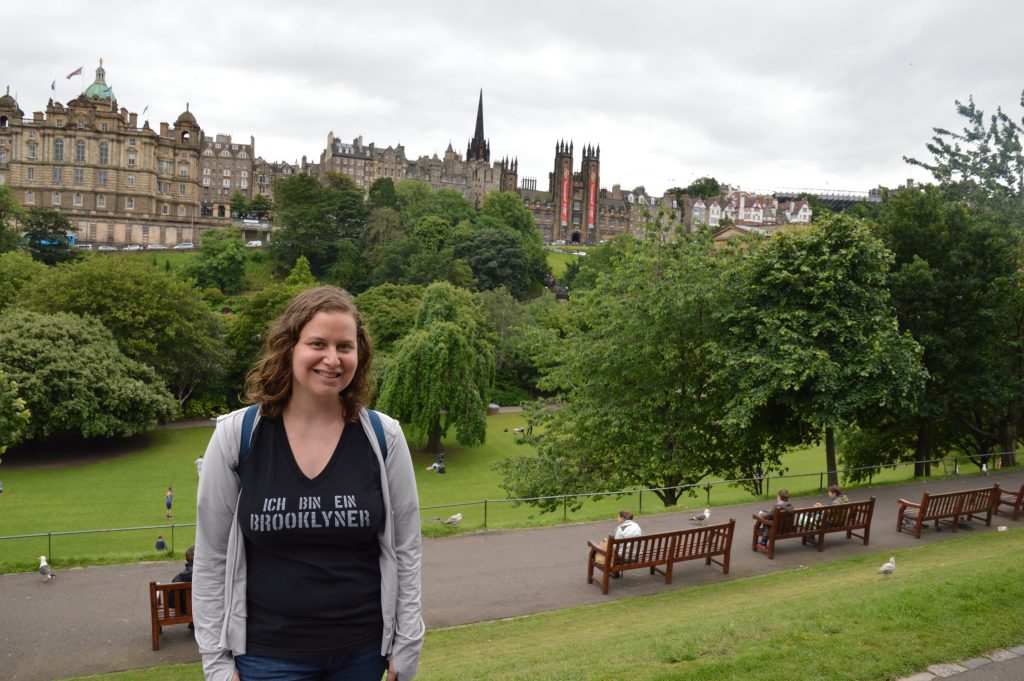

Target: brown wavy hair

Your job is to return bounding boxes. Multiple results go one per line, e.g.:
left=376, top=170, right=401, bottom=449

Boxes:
left=244, top=286, right=374, bottom=422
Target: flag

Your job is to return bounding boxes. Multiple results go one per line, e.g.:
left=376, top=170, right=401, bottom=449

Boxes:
left=142, top=105, right=149, bottom=116
left=66, top=66, right=83, bottom=79
left=50, top=80, right=55, bottom=92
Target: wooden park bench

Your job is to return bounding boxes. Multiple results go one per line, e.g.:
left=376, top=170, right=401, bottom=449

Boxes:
left=149, top=581, right=192, bottom=650
left=751, top=497, right=875, bottom=559
left=896, top=484, right=1001, bottom=538
left=996, top=483, right=1024, bottom=522
left=586, top=520, right=735, bottom=595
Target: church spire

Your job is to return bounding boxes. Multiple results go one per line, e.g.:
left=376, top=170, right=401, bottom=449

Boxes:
left=467, top=89, right=490, bottom=162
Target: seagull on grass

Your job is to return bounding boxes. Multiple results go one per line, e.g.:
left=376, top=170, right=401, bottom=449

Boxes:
left=442, top=513, right=463, bottom=526
left=38, top=555, right=55, bottom=581
left=690, top=508, right=711, bottom=523
left=878, top=555, right=896, bottom=576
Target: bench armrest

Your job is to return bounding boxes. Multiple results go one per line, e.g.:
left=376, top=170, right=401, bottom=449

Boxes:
left=896, top=499, right=919, bottom=509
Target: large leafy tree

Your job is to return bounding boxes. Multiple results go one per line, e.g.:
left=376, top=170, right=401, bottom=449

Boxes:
left=0, top=368, right=30, bottom=457
left=18, top=257, right=227, bottom=406
left=498, top=233, right=779, bottom=509
left=0, top=184, right=24, bottom=253
left=23, top=207, right=80, bottom=265
left=355, top=284, right=424, bottom=355
left=269, top=173, right=368, bottom=278
left=377, top=282, right=495, bottom=454
left=368, top=177, right=398, bottom=210
left=0, top=251, right=46, bottom=312
left=0, top=310, right=176, bottom=441
left=187, top=227, right=248, bottom=294
left=249, top=193, right=273, bottom=219
left=718, top=214, right=927, bottom=486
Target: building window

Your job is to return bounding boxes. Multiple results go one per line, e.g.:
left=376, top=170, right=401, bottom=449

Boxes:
left=179, top=165, right=188, bottom=178
left=161, top=204, right=169, bottom=215
left=177, top=205, right=186, bottom=217
left=241, top=180, right=248, bottom=189
left=97, top=194, right=106, bottom=208
left=125, top=197, right=134, bottom=210
left=52, top=192, right=61, bottom=205
left=27, top=142, right=36, bottom=159
left=158, top=180, right=170, bottom=194
left=26, top=167, right=34, bottom=181
left=55, top=119, right=64, bottom=128
left=75, top=139, right=86, bottom=162
left=99, top=142, right=109, bottom=164
left=203, top=168, right=210, bottom=176
left=203, top=177, right=210, bottom=187
left=54, top=138, right=64, bottom=161
left=100, top=123, right=108, bottom=132
left=222, top=179, right=230, bottom=188
left=127, top=153, right=136, bottom=167
left=128, top=138, right=136, bottom=147
left=77, top=118, right=85, bottom=129
left=179, top=183, right=186, bottom=196
left=241, top=170, right=248, bottom=178
left=52, top=167, right=62, bottom=183
left=222, top=169, right=231, bottom=176
left=158, top=160, right=171, bottom=174
left=74, top=168, right=84, bottom=184
left=25, top=190, right=34, bottom=204
left=127, top=175, right=135, bottom=187
left=203, top=149, right=213, bottom=156
left=73, top=192, right=83, bottom=206
left=97, top=170, right=107, bottom=186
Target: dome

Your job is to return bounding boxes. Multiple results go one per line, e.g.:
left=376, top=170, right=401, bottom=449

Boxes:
left=176, top=106, right=197, bottom=127
left=0, top=86, right=23, bottom=117
left=83, top=60, right=115, bottom=102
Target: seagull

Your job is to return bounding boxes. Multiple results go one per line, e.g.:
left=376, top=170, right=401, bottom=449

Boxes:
left=38, top=555, right=55, bottom=581
left=690, top=508, right=711, bottom=523
left=878, top=555, right=896, bottom=576
left=442, top=513, right=463, bottom=526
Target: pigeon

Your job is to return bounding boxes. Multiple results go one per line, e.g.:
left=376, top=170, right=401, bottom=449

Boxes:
left=38, top=555, right=55, bottom=581
left=878, top=555, right=896, bottom=576
left=690, top=508, right=711, bottom=523
left=442, top=513, right=463, bottom=526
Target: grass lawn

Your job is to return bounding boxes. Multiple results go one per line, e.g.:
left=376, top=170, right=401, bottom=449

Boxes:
left=56, top=529, right=1024, bottom=681
left=0, top=411, right=974, bottom=570
left=546, top=249, right=579, bottom=279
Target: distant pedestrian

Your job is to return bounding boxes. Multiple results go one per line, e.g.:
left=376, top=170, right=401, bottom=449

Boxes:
left=165, top=486, right=173, bottom=518
left=155, top=534, right=167, bottom=551
left=0, top=480, right=4, bottom=496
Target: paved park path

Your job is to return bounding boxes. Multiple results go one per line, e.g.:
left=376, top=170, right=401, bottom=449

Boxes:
left=2, top=470, right=1023, bottom=681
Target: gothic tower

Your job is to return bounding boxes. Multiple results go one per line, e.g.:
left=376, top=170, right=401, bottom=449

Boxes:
left=550, top=140, right=573, bottom=240
left=466, top=89, right=490, bottom=162
left=499, top=157, right=518, bottom=192
left=580, top=144, right=600, bottom=243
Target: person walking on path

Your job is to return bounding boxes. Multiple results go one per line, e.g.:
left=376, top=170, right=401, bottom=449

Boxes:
left=193, top=286, right=424, bottom=681
left=165, top=486, right=173, bottom=519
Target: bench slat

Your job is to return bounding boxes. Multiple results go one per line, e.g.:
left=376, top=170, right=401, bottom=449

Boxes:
left=149, top=581, right=192, bottom=651
left=897, top=485, right=1001, bottom=539
left=752, top=498, right=875, bottom=559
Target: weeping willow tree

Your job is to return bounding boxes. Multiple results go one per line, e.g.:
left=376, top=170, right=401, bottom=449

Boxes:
left=377, top=281, right=496, bottom=454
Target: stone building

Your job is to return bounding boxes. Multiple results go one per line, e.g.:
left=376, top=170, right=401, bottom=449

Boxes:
left=0, top=61, right=204, bottom=246
left=518, top=140, right=683, bottom=245
left=317, top=90, right=517, bottom=208
left=199, top=133, right=254, bottom=218
left=253, top=156, right=300, bottom=202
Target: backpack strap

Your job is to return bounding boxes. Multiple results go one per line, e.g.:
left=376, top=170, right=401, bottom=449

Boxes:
left=367, top=408, right=389, bottom=462
left=238, top=404, right=260, bottom=466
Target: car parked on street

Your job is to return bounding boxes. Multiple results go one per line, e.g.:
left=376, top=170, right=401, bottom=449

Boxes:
left=173, top=242, right=194, bottom=250
left=246, top=240, right=263, bottom=248
left=97, top=245, right=117, bottom=252
left=123, top=244, right=143, bottom=252
left=146, top=244, right=168, bottom=250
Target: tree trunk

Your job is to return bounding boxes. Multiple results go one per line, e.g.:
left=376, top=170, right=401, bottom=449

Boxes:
left=655, top=487, right=681, bottom=507
left=1000, top=402, right=1020, bottom=467
left=427, top=419, right=444, bottom=455
left=825, top=426, right=838, bottom=487
left=913, top=424, right=933, bottom=477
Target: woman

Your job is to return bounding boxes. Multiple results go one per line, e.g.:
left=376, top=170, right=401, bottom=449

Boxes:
left=193, top=287, right=423, bottom=681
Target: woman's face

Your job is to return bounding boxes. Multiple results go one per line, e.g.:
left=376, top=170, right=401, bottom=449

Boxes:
left=290, top=310, right=359, bottom=403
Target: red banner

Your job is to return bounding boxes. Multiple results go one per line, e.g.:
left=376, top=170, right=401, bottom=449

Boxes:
left=587, top=176, right=596, bottom=229
left=560, top=160, right=570, bottom=226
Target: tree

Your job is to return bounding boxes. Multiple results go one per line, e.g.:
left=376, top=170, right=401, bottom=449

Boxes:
left=678, top=176, right=721, bottom=199
left=187, top=227, right=248, bottom=294
left=0, top=310, right=176, bottom=440
left=269, top=173, right=368, bottom=278
left=0, top=184, right=25, bottom=253
left=355, top=284, right=424, bottom=354
left=368, top=177, right=398, bottom=210
left=249, top=193, right=273, bottom=219
left=363, top=207, right=403, bottom=250
left=18, top=257, right=227, bottom=406
left=0, top=250, right=46, bottom=312
left=377, top=282, right=496, bottom=454
left=718, top=214, right=927, bottom=486
left=230, top=192, right=249, bottom=218
left=23, top=207, right=80, bottom=265
left=0, top=368, right=30, bottom=457
left=479, top=191, right=534, bottom=236
left=498, top=233, right=778, bottom=509
left=456, top=228, right=533, bottom=299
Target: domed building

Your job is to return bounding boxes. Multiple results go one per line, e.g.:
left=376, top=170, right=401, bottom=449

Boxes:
left=0, top=61, right=208, bottom=247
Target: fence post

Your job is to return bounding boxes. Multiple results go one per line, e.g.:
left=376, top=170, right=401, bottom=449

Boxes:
left=638, top=490, right=642, bottom=514
left=48, top=533, right=52, bottom=561
left=171, top=524, right=175, bottom=554
left=820, top=472, right=824, bottom=490
left=483, top=500, right=488, bottom=528
left=563, top=495, right=568, bottom=521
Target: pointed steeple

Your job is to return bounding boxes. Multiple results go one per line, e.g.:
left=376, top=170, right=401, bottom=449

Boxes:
left=467, top=89, right=490, bottom=162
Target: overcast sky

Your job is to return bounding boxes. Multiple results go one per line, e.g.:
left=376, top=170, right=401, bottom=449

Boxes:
left=4, top=1, right=1023, bottom=197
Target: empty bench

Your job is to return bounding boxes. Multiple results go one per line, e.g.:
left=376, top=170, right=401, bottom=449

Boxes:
left=897, top=484, right=1001, bottom=538
left=996, top=483, right=1024, bottom=521
left=149, top=581, right=192, bottom=650
left=751, top=497, right=875, bottom=559
left=586, top=519, right=735, bottom=594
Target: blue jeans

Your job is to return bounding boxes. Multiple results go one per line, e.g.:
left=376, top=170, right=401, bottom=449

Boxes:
left=235, top=643, right=388, bottom=681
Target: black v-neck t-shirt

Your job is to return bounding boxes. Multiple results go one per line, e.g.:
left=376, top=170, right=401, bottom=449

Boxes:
left=238, top=416, right=384, bottom=658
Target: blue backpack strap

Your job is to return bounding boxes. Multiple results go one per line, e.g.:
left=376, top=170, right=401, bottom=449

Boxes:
left=238, top=404, right=260, bottom=466
left=367, top=409, right=388, bottom=462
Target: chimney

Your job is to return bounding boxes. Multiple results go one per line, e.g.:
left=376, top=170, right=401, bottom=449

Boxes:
left=129, top=112, right=138, bottom=128
left=160, top=122, right=169, bottom=137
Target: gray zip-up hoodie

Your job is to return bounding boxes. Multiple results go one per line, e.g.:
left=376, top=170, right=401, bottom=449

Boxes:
left=192, top=406, right=424, bottom=680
